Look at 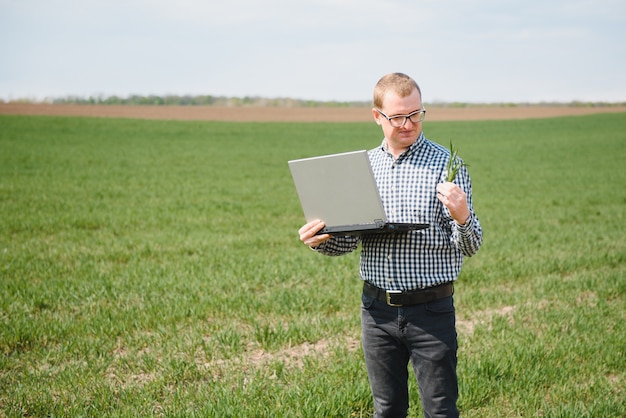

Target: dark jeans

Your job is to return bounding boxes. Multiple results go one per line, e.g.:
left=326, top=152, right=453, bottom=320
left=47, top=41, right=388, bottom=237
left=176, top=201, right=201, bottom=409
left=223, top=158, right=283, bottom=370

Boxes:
left=361, top=292, right=459, bottom=418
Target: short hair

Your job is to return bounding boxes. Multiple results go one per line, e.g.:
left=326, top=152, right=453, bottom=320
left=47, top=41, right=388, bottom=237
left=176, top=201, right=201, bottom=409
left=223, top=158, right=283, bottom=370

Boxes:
left=373, top=72, right=422, bottom=109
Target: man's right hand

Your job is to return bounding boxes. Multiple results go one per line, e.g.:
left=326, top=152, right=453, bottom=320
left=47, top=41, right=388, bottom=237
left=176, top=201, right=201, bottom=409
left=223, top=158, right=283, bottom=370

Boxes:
left=298, top=219, right=331, bottom=248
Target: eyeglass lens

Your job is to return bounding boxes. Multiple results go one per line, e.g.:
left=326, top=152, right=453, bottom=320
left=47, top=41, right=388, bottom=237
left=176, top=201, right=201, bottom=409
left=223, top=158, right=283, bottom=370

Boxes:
left=389, top=111, right=425, bottom=127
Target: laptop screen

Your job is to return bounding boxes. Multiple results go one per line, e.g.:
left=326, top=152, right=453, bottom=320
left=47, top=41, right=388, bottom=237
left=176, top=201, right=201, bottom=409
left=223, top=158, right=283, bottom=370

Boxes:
left=288, top=150, right=388, bottom=228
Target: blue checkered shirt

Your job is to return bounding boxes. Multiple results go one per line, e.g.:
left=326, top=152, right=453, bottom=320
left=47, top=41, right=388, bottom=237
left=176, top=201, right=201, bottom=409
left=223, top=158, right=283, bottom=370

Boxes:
left=314, top=133, right=483, bottom=291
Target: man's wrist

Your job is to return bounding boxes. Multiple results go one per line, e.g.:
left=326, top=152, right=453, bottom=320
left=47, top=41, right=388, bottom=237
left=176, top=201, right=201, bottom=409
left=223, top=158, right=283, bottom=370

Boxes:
left=456, top=213, right=471, bottom=227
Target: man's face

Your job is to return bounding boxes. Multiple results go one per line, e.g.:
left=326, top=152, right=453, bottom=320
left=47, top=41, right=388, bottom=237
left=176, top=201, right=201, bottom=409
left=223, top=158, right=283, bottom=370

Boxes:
left=372, top=88, right=423, bottom=156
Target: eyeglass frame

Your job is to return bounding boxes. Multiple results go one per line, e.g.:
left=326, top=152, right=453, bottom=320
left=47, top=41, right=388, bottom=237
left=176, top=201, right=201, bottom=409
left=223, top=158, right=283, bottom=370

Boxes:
left=376, top=108, right=426, bottom=127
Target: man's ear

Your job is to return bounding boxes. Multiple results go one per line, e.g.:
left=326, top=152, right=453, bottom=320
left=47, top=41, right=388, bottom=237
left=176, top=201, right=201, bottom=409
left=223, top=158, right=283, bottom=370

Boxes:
left=372, top=108, right=382, bottom=125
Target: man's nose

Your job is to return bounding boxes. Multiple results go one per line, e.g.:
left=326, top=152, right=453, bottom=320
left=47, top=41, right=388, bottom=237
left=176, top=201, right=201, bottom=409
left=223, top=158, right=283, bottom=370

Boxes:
left=402, top=118, right=414, bottom=129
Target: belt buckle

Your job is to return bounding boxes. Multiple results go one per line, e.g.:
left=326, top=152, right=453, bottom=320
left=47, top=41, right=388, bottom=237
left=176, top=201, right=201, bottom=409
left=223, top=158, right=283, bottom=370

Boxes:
left=385, top=290, right=403, bottom=307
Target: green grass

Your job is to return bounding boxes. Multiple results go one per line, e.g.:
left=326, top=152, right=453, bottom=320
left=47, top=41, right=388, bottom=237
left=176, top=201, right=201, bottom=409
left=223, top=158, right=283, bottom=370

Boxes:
left=1, top=113, right=625, bottom=417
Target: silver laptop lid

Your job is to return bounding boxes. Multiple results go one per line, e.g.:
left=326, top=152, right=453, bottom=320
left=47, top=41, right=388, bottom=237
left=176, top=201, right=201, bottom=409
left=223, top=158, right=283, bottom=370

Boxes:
left=288, top=150, right=388, bottom=228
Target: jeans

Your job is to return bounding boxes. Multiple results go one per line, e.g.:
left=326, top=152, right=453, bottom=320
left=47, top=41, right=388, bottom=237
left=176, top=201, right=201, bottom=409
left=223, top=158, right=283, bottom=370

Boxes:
left=361, top=292, right=459, bottom=418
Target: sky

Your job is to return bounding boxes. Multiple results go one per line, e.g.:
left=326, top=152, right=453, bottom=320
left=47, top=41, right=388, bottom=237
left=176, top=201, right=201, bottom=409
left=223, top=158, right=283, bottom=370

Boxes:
left=1, top=0, right=625, bottom=103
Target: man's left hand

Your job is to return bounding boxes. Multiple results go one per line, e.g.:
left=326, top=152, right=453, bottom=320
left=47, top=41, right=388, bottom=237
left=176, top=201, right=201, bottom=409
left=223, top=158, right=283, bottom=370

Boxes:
left=436, top=182, right=471, bottom=225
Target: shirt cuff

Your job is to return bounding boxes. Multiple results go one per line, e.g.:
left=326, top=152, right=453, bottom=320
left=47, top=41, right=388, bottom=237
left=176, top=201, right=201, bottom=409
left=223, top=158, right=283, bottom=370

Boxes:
left=455, top=214, right=473, bottom=230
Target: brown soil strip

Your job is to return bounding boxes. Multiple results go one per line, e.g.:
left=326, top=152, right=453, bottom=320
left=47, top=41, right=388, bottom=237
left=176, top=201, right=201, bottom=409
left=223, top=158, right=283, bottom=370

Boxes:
left=2, top=103, right=625, bottom=122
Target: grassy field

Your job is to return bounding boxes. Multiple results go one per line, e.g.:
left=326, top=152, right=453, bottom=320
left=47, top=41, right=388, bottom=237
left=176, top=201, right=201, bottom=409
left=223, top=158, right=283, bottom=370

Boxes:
left=1, top=113, right=625, bottom=417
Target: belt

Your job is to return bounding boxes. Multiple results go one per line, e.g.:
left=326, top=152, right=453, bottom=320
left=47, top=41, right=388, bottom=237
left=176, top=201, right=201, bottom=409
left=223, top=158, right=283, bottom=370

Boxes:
left=363, top=281, right=454, bottom=307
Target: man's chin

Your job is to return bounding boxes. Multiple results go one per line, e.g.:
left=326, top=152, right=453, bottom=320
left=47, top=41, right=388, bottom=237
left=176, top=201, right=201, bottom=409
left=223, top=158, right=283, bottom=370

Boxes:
left=398, top=132, right=418, bottom=142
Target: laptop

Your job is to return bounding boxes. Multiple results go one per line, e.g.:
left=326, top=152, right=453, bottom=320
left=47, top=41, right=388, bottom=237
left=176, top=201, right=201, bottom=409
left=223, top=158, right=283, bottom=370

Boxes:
left=288, top=150, right=429, bottom=236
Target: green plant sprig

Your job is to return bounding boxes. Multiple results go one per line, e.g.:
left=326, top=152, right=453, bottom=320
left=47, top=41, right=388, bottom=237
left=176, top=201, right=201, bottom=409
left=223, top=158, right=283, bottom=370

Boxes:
left=445, top=141, right=469, bottom=182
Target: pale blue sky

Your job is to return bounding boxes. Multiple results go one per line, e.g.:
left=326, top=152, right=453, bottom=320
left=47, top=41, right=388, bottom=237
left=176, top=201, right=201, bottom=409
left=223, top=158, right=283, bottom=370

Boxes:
left=1, top=0, right=624, bottom=103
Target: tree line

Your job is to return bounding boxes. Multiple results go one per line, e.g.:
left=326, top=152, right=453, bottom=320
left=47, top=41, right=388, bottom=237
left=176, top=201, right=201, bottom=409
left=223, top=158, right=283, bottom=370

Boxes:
left=47, top=95, right=371, bottom=108
left=4, top=94, right=624, bottom=108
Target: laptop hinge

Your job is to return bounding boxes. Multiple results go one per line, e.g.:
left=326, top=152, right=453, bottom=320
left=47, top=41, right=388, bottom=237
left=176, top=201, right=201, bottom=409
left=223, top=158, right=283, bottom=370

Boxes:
left=374, top=219, right=385, bottom=228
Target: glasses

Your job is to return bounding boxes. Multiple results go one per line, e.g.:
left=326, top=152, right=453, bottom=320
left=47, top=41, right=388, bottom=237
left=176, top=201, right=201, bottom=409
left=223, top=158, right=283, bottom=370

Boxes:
left=377, top=108, right=426, bottom=127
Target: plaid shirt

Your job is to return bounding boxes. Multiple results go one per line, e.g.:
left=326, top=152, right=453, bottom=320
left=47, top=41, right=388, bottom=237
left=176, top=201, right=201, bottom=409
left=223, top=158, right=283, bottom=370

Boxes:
left=314, top=133, right=483, bottom=291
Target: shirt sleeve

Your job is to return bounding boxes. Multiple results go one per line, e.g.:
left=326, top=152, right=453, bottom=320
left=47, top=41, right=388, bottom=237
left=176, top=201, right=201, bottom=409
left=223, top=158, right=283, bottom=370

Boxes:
left=312, top=235, right=360, bottom=256
left=453, top=214, right=483, bottom=257
left=447, top=164, right=483, bottom=257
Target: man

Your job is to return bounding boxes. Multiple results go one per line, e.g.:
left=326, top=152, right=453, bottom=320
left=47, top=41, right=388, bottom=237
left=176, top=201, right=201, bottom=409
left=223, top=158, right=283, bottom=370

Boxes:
left=298, top=72, right=483, bottom=417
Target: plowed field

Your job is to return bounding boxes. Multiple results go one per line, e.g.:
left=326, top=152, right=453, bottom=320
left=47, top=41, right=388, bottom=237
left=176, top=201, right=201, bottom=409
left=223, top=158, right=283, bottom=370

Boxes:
left=2, top=103, right=625, bottom=122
